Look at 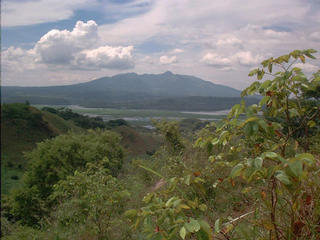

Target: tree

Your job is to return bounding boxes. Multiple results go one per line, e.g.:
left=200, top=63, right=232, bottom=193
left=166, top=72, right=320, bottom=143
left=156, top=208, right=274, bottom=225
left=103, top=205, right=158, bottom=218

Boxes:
left=48, top=161, right=130, bottom=240
left=9, top=129, right=124, bottom=226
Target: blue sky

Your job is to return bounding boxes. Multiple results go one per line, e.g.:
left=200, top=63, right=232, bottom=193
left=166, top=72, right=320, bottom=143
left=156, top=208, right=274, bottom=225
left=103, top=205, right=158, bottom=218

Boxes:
left=2, top=0, right=320, bottom=89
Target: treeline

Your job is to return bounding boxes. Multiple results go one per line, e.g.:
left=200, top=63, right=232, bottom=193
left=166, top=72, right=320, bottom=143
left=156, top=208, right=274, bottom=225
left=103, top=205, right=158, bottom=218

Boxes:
left=42, top=107, right=128, bottom=129
left=81, top=96, right=259, bottom=111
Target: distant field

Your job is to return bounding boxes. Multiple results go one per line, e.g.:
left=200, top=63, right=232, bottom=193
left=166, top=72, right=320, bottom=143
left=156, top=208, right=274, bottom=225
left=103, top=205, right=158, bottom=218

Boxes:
left=34, top=105, right=229, bottom=124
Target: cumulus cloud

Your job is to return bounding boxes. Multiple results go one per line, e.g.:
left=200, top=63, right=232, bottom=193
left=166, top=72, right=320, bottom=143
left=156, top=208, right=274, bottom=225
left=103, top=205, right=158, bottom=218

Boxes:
left=202, top=51, right=263, bottom=68
left=34, top=20, right=99, bottom=64
left=2, top=47, right=38, bottom=72
left=3, top=20, right=135, bottom=71
left=234, top=51, right=263, bottom=66
left=201, top=53, right=233, bottom=67
left=159, top=55, right=177, bottom=65
left=74, top=46, right=134, bottom=69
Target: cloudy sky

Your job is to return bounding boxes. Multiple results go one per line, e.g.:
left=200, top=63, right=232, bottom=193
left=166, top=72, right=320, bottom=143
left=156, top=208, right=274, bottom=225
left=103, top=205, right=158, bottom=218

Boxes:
left=2, top=0, right=320, bottom=89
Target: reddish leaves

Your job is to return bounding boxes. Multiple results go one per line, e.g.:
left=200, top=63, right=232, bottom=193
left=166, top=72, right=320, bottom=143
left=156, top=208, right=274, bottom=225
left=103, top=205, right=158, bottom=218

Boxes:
left=293, top=221, right=305, bottom=237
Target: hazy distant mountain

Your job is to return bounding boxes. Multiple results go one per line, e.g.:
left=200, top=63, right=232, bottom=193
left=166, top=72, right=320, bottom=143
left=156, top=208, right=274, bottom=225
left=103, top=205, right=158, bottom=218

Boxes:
left=2, top=71, right=254, bottom=111
left=73, top=71, right=241, bottom=97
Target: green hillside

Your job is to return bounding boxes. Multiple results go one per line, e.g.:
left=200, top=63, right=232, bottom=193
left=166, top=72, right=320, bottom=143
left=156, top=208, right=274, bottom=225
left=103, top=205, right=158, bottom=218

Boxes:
left=1, top=103, right=163, bottom=195
left=1, top=103, right=82, bottom=194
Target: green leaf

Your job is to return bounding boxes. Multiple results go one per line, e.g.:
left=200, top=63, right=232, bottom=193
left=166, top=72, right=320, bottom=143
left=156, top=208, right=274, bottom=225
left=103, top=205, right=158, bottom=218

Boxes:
left=299, top=55, right=306, bottom=63
left=296, top=153, right=315, bottom=165
left=275, top=171, right=291, bottom=185
left=257, top=70, right=265, bottom=80
left=230, top=163, right=244, bottom=178
left=196, top=229, right=210, bottom=240
left=180, top=227, right=187, bottom=239
left=305, top=52, right=316, bottom=59
left=184, top=175, right=191, bottom=185
left=199, top=220, right=212, bottom=235
left=307, top=120, right=316, bottom=128
left=143, top=193, right=154, bottom=203
left=211, top=138, right=219, bottom=146
left=288, top=160, right=303, bottom=178
left=253, top=157, right=263, bottom=169
left=260, top=79, right=272, bottom=90
left=166, top=197, right=177, bottom=207
left=185, top=218, right=201, bottom=233
left=139, top=165, right=164, bottom=178
left=244, top=123, right=253, bottom=136
left=264, top=152, right=278, bottom=159
left=214, top=219, right=220, bottom=233
left=248, top=69, right=259, bottom=76
left=124, top=209, right=138, bottom=219
left=268, top=63, right=273, bottom=73
left=199, top=204, right=207, bottom=212
left=259, top=96, right=270, bottom=106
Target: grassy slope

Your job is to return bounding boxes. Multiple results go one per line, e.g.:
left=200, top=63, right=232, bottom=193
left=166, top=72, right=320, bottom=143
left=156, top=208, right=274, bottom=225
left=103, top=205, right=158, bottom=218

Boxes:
left=114, top=125, right=162, bottom=157
left=1, top=105, right=163, bottom=195
left=1, top=106, right=81, bottom=194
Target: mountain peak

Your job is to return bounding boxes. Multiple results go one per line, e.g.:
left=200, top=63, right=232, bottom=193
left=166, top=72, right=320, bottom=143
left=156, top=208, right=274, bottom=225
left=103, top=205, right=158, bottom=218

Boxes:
left=163, top=71, right=173, bottom=75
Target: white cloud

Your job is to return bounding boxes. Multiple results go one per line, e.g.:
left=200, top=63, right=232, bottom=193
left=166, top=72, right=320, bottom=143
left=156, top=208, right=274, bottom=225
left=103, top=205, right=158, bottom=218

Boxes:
left=202, top=51, right=263, bottom=68
left=201, top=53, right=233, bottom=67
left=2, top=20, right=135, bottom=85
left=2, top=47, right=38, bottom=72
left=294, top=63, right=319, bottom=73
left=2, top=0, right=96, bottom=27
left=217, top=37, right=242, bottom=46
left=34, top=20, right=99, bottom=64
left=310, top=32, right=320, bottom=41
left=234, top=51, right=263, bottom=66
left=29, top=20, right=134, bottom=70
left=159, top=55, right=177, bottom=65
left=172, top=48, right=185, bottom=54
left=74, top=46, right=134, bottom=69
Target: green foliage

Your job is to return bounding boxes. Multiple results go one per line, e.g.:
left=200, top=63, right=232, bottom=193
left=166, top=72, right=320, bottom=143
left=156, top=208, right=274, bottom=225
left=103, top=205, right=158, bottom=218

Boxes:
left=42, top=107, right=106, bottom=129
left=196, top=49, right=320, bottom=239
left=47, top=162, right=130, bottom=240
left=153, top=120, right=185, bottom=154
left=43, top=107, right=129, bottom=130
left=2, top=103, right=45, bottom=128
left=8, top=130, right=124, bottom=226
left=128, top=49, right=320, bottom=240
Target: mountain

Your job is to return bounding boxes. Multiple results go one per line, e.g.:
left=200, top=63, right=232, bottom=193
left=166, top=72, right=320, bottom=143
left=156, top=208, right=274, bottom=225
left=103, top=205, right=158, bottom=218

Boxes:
left=2, top=71, right=254, bottom=110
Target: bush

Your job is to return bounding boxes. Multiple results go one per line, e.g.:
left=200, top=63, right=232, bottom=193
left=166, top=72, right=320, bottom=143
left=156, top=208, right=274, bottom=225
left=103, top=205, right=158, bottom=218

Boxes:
left=8, top=129, right=124, bottom=226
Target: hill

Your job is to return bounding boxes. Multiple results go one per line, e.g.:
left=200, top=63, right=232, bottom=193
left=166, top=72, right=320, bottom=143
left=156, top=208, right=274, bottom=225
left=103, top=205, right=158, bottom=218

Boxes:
left=1, top=103, right=162, bottom=194
left=1, top=72, right=253, bottom=110
left=1, top=103, right=82, bottom=194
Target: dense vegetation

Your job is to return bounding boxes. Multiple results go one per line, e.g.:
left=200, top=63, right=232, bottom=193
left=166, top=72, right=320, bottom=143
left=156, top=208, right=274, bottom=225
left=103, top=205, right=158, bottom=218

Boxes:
left=1, top=103, right=82, bottom=194
left=1, top=50, right=320, bottom=239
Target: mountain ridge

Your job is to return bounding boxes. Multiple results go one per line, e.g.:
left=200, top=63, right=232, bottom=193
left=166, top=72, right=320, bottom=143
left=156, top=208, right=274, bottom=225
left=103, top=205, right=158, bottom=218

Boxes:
left=2, top=71, right=255, bottom=111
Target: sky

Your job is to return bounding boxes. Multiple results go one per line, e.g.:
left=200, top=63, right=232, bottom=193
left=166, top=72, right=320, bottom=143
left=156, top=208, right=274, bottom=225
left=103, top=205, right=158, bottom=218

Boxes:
left=2, top=0, right=320, bottom=90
